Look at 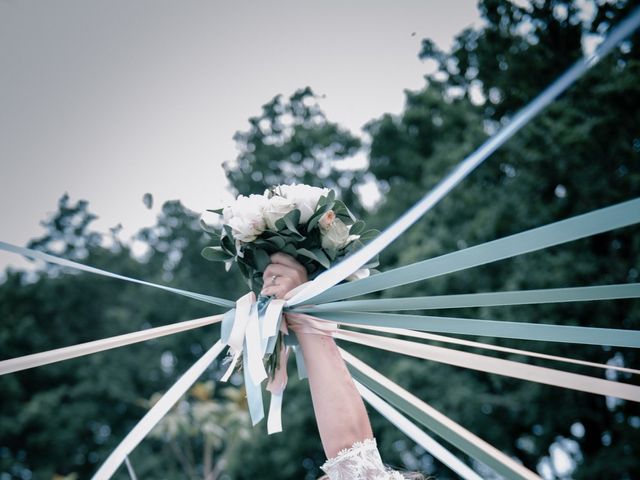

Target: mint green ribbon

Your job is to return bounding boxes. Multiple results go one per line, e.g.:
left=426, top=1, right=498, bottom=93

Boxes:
left=314, top=311, right=640, bottom=348
left=243, top=340, right=265, bottom=425
left=306, top=198, right=640, bottom=304
left=345, top=356, right=536, bottom=480
left=0, top=241, right=234, bottom=308
left=295, top=283, right=640, bottom=312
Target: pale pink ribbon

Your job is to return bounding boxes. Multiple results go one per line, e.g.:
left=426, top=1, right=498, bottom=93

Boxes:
left=263, top=284, right=338, bottom=432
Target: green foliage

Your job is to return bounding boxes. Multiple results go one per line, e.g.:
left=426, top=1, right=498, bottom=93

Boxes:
left=224, top=86, right=367, bottom=217
left=201, top=189, right=378, bottom=293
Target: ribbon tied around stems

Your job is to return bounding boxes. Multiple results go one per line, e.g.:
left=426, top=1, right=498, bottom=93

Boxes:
left=218, top=284, right=338, bottom=434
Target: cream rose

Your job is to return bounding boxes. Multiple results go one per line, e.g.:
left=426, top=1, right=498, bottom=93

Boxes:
left=277, top=184, right=329, bottom=223
left=263, top=195, right=295, bottom=230
left=224, top=194, right=267, bottom=242
left=320, top=217, right=352, bottom=249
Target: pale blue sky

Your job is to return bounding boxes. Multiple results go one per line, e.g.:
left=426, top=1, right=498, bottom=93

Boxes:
left=0, top=0, right=480, bottom=272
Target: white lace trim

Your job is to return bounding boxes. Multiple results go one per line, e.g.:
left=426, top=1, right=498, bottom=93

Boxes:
left=323, top=438, right=379, bottom=469
left=320, top=438, right=405, bottom=480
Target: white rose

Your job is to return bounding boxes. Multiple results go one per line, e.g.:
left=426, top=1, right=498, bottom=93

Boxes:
left=277, top=184, right=329, bottom=223
left=320, top=217, right=351, bottom=250
left=263, top=195, right=295, bottom=230
left=224, top=194, right=267, bottom=242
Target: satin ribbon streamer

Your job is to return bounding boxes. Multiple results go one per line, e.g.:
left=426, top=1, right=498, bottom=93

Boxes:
left=336, top=330, right=640, bottom=401
left=0, top=240, right=234, bottom=308
left=345, top=324, right=640, bottom=376
left=342, top=348, right=542, bottom=480
left=92, top=340, right=226, bottom=480
left=297, top=283, right=640, bottom=312
left=355, top=381, right=483, bottom=480
left=304, top=197, right=640, bottom=304
left=315, top=310, right=640, bottom=348
left=0, top=314, right=223, bottom=375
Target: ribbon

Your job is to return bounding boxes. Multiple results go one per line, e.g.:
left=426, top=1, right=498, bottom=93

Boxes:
left=354, top=381, right=483, bottom=480
left=0, top=314, right=223, bottom=376
left=92, top=340, right=226, bottom=480
left=296, top=282, right=640, bottom=312
left=345, top=324, right=640, bottom=376
left=336, top=330, right=640, bottom=402
left=0, top=240, right=234, bottom=308
left=260, top=286, right=338, bottom=433
left=341, top=348, right=542, bottom=480
left=305, top=197, right=640, bottom=304
left=314, top=311, right=640, bottom=348
left=218, top=292, right=266, bottom=426
left=224, top=283, right=339, bottom=433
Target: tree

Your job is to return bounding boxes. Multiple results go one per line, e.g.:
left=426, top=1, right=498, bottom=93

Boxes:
left=362, top=1, right=640, bottom=478
left=224, top=86, right=367, bottom=217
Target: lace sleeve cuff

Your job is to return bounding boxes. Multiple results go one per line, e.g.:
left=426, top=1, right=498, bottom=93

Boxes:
left=320, top=438, right=405, bottom=480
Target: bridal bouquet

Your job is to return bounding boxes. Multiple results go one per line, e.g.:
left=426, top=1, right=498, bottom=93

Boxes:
left=200, top=184, right=378, bottom=292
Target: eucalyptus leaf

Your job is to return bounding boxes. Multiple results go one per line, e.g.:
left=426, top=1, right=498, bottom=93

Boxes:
left=221, top=235, right=236, bottom=254
left=199, top=218, right=221, bottom=236
left=201, top=246, right=231, bottom=262
left=349, top=220, right=366, bottom=236
left=359, top=229, right=380, bottom=242
left=253, top=248, right=272, bottom=272
left=311, top=248, right=331, bottom=269
left=282, top=209, right=302, bottom=235
left=296, top=248, right=318, bottom=263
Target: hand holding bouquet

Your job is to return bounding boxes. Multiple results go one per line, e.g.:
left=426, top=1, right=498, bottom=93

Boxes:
left=200, top=184, right=378, bottom=292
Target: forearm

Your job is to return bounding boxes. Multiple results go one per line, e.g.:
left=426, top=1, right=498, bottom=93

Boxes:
left=297, top=332, right=373, bottom=458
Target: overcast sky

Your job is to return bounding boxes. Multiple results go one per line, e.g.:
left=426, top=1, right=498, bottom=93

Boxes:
left=0, top=0, right=480, bottom=272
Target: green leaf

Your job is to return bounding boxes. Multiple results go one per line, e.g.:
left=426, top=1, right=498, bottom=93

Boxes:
left=206, top=208, right=224, bottom=215
left=221, top=234, right=236, bottom=254
left=199, top=218, right=221, bottom=236
left=223, top=224, right=234, bottom=240
left=333, top=200, right=356, bottom=224
left=359, top=229, right=380, bottom=242
left=349, top=220, right=366, bottom=236
left=237, top=260, right=249, bottom=279
left=296, top=247, right=318, bottom=262
left=282, top=209, right=302, bottom=234
left=281, top=243, right=298, bottom=257
left=201, top=246, right=231, bottom=262
left=295, top=248, right=331, bottom=269
left=264, top=235, right=286, bottom=250
left=324, top=248, right=338, bottom=261
left=311, top=248, right=331, bottom=269
left=253, top=248, right=272, bottom=272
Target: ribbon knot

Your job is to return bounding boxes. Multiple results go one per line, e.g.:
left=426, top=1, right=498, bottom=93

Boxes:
left=218, top=285, right=337, bottom=434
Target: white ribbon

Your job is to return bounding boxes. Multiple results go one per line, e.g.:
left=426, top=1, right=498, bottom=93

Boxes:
left=336, top=330, right=640, bottom=402
left=345, top=324, right=640, bottom=375
left=217, top=293, right=289, bottom=431
left=341, top=348, right=542, bottom=480
left=92, top=340, right=226, bottom=480
left=0, top=315, right=223, bottom=376
left=355, top=381, right=483, bottom=480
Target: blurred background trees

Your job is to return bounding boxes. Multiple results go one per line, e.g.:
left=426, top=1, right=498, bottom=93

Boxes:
left=1, top=0, right=639, bottom=478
